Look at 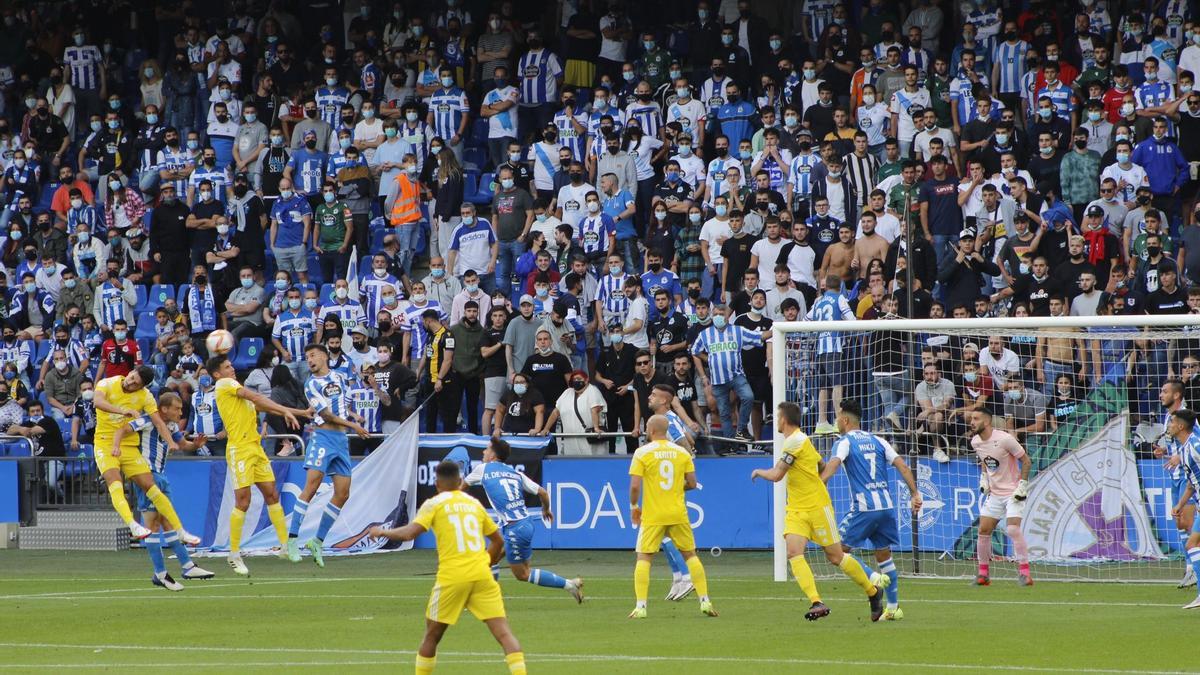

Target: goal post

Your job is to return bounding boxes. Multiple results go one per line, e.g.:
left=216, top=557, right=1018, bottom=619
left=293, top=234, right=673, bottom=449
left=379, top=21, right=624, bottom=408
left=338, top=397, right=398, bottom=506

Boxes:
left=770, top=313, right=1200, bottom=583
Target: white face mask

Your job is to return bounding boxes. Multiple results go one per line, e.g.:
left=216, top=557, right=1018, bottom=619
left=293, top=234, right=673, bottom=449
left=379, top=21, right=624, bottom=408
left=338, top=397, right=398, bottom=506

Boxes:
left=335, top=287, right=349, bottom=299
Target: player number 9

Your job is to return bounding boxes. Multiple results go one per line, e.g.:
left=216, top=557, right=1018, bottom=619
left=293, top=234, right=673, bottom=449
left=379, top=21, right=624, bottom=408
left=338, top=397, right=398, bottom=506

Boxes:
left=659, top=462, right=675, bottom=490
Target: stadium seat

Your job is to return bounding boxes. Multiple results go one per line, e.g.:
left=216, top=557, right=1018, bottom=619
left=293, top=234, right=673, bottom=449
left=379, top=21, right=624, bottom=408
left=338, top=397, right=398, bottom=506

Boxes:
left=307, top=254, right=324, bottom=285
left=472, top=172, right=495, bottom=205
left=175, top=284, right=191, bottom=306
left=149, top=284, right=175, bottom=309
left=295, top=282, right=315, bottom=296
left=232, top=337, right=263, bottom=370
left=134, top=314, right=158, bottom=339
left=462, top=173, right=480, bottom=204
left=319, top=283, right=336, bottom=305
left=34, top=340, right=51, bottom=364
left=370, top=227, right=387, bottom=252
left=131, top=285, right=150, bottom=314
left=137, top=337, right=154, bottom=360
left=37, top=181, right=61, bottom=212
left=468, top=118, right=488, bottom=148
left=462, top=147, right=486, bottom=173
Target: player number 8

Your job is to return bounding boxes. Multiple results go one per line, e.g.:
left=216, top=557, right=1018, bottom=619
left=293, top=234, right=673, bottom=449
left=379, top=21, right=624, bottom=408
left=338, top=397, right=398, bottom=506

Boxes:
left=659, top=462, right=675, bottom=490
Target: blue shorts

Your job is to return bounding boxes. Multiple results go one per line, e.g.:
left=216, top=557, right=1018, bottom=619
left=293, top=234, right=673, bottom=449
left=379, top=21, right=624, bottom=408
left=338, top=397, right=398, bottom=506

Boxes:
left=502, top=518, right=535, bottom=565
left=838, top=509, right=900, bottom=549
left=816, top=352, right=846, bottom=389
left=1173, top=477, right=1197, bottom=507
left=305, top=428, right=353, bottom=477
left=133, top=472, right=170, bottom=512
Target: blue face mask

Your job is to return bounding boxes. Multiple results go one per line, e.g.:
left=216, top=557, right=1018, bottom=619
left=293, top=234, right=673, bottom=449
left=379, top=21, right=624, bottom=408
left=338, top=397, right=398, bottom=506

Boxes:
left=198, top=374, right=214, bottom=388
left=113, top=330, right=127, bottom=341
left=304, top=298, right=318, bottom=309
left=461, top=215, right=475, bottom=225
left=739, top=149, right=752, bottom=159
left=715, top=204, right=728, bottom=217
left=610, top=333, right=624, bottom=344
left=465, top=283, right=478, bottom=293
left=146, top=114, right=158, bottom=124
left=432, top=268, right=446, bottom=278
left=666, top=171, right=679, bottom=182
left=288, top=298, right=302, bottom=309
left=1005, top=389, right=1022, bottom=401
left=275, top=279, right=289, bottom=291
left=241, top=277, right=254, bottom=288
left=712, top=315, right=727, bottom=329
left=187, top=139, right=199, bottom=150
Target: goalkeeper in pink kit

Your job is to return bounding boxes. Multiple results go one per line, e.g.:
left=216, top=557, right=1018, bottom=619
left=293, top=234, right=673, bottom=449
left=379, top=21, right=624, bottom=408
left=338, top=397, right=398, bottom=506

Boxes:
left=969, top=409, right=1034, bottom=586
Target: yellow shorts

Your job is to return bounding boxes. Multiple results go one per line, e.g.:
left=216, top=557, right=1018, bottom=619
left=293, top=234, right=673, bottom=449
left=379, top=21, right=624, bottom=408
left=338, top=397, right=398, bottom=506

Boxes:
left=637, top=523, right=696, bottom=555
left=227, top=444, right=274, bottom=489
left=426, top=578, right=506, bottom=625
left=784, top=506, right=841, bottom=548
left=93, top=440, right=151, bottom=478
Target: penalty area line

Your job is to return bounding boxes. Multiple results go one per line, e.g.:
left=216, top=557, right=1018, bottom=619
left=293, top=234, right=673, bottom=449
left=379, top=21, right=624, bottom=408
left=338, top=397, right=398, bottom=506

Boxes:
left=0, top=642, right=1185, bottom=673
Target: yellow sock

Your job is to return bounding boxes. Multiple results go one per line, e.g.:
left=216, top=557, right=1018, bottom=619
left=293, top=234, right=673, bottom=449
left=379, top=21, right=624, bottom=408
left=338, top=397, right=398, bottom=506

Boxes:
left=230, top=508, right=246, bottom=554
left=505, top=652, right=526, bottom=674
left=789, top=555, right=821, bottom=603
left=145, top=484, right=184, bottom=531
left=415, top=655, right=436, bottom=674
left=107, top=481, right=134, bottom=525
left=634, top=559, right=651, bottom=604
left=839, top=554, right=876, bottom=595
left=266, top=502, right=288, bottom=548
left=685, top=556, right=709, bottom=599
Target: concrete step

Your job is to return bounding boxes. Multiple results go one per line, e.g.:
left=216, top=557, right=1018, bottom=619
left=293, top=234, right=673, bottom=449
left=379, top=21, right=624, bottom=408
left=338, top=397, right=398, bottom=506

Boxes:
left=33, top=510, right=125, bottom=528
left=18, top=526, right=130, bottom=551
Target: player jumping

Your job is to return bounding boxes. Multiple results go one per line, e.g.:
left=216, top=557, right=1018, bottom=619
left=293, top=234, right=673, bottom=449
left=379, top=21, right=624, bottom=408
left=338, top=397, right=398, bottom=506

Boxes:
left=287, top=344, right=370, bottom=567
left=113, top=391, right=216, bottom=590
left=648, top=383, right=699, bottom=601
left=371, top=461, right=528, bottom=675
left=1166, top=409, right=1200, bottom=608
left=464, top=438, right=584, bottom=602
left=207, top=355, right=310, bottom=576
left=628, top=415, right=717, bottom=618
left=751, top=401, right=885, bottom=622
left=969, top=409, right=1034, bottom=586
left=93, top=366, right=201, bottom=545
left=1155, top=381, right=1197, bottom=588
left=820, top=399, right=922, bottom=620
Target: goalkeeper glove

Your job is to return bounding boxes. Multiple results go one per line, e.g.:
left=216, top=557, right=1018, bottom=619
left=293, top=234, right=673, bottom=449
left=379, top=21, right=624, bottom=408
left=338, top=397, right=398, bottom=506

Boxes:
left=1013, top=479, right=1030, bottom=501
left=978, top=473, right=989, bottom=495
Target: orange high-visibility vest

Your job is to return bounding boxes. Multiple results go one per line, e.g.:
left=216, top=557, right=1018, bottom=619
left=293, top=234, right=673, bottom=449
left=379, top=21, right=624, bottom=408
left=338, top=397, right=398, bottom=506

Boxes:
left=390, top=174, right=422, bottom=225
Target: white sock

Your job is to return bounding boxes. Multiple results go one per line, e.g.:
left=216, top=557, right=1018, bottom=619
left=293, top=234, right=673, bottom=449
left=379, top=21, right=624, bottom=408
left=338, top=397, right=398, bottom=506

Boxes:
left=682, top=574, right=692, bottom=583
left=636, top=600, right=647, bottom=609
left=672, top=572, right=683, bottom=583
left=155, top=570, right=167, bottom=579
left=700, top=595, right=709, bottom=602
left=887, top=602, right=898, bottom=611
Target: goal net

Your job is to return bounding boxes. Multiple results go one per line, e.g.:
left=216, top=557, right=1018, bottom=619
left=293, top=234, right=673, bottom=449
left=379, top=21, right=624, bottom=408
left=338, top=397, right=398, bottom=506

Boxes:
left=770, top=313, right=1200, bottom=583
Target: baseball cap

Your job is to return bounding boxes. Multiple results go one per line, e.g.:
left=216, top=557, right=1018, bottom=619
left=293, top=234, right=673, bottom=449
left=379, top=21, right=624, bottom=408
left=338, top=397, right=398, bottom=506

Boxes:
left=962, top=342, right=980, bottom=353
left=351, top=325, right=369, bottom=336
left=959, top=228, right=976, bottom=240
left=1086, top=205, right=1104, bottom=217
left=519, top=294, right=534, bottom=305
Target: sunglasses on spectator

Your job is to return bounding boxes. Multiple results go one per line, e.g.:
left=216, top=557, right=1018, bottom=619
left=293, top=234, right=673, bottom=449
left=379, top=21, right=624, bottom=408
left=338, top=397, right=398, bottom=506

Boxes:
left=636, top=360, right=651, bottom=365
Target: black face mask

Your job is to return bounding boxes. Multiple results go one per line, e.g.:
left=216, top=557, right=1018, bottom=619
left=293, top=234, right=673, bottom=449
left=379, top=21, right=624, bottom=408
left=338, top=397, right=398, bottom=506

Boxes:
left=1147, top=246, right=1163, bottom=257
left=194, top=275, right=207, bottom=285
left=305, top=109, right=317, bottom=119
left=571, top=380, right=586, bottom=390
left=24, top=250, right=37, bottom=261
left=1074, top=139, right=1088, bottom=150
left=216, top=114, right=228, bottom=123
left=687, top=288, right=700, bottom=299
left=1138, top=195, right=1151, bottom=206
left=166, top=137, right=179, bottom=147
left=649, top=262, right=662, bottom=272
left=712, top=67, right=725, bottom=77
left=570, top=172, right=583, bottom=183
left=233, top=184, right=248, bottom=198
left=1005, top=30, right=1018, bottom=41
left=305, top=140, right=317, bottom=150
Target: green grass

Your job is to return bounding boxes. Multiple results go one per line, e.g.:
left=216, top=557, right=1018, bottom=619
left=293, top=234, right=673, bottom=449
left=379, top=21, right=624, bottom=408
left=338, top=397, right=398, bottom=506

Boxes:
left=0, top=549, right=1194, bottom=673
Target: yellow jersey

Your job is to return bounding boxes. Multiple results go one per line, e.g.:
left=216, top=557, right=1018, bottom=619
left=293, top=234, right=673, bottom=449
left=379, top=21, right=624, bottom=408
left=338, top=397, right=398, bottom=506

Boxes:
left=415, top=490, right=498, bottom=585
left=782, top=430, right=832, bottom=512
left=94, top=376, right=157, bottom=453
left=214, top=378, right=261, bottom=448
left=629, top=440, right=694, bottom=526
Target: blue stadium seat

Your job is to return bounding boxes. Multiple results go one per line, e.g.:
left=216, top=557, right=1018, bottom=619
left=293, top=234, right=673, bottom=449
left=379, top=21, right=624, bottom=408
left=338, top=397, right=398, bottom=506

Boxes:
left=134, top=313, right=158, bottom=339
left=37, top=181, right=62, bottom=213
left=307, top=254, right=324, bottom=285
left=149, top=284, right=175, bottom=309
left=131, top=285, right=150, bottom=314
left=370, top=227, right=387, bottom=252
left=319, top=283, right=336, bottom=305
left=462, top=173, right=480, bottom=204
left=468, top=118, right=489, bottom=148
left=175, top=284, right=191, bottom=306
left=295, top=282, right=315, bottom=296
left=462, top=147, right=486, bottom=173
left=471, top=172, right=495, bottom=205
left=34, top=340, right=51, bottom=365
left=141, top=208, right=154, bottom=230
left=137, top=338, right=154, bottom=362
left=232, top=337, right=263, bottom=370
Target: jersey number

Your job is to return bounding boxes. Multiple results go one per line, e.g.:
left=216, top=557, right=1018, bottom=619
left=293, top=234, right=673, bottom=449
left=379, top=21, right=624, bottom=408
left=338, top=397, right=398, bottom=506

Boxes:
left=864, top=452, right=877, bottom=480
left=448, top=513, right=484, bottom=552
left=659, top=462, right=675, bottom=490
left=500, top=478, right=522, bottom=501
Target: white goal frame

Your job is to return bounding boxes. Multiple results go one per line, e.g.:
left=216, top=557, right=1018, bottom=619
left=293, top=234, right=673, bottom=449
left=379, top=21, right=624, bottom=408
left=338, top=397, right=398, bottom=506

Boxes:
left=769, top=313, right=1200, bottom=582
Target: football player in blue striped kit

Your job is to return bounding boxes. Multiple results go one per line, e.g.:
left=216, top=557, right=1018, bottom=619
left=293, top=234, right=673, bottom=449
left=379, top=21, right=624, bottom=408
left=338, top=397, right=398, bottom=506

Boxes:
left=820, top=399, right=922, bottom=620
left=287, top=343, right=370, bottom=566
left=464, top=438, right=584, bottom=603
left=1167, top=409, right=1200, bottom=609
left=112, top=392, right=215, bottom=591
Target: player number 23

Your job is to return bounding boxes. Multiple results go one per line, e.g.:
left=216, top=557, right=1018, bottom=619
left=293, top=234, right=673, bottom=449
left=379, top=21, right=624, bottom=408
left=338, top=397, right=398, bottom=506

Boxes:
left=448, top=513, right=484, bottom=552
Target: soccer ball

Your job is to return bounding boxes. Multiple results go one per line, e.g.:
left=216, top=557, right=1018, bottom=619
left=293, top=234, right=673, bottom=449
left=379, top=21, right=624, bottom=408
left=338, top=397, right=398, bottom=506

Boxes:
left=870, top=571, right=891, bottom=589
left=206, top=329, right=235, bottom=356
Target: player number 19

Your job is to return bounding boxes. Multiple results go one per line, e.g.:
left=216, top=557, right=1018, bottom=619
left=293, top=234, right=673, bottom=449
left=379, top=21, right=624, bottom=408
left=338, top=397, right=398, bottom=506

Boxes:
left=448, top=513, right=483, bottom=552
left=659, top=462, right=675, bottom=490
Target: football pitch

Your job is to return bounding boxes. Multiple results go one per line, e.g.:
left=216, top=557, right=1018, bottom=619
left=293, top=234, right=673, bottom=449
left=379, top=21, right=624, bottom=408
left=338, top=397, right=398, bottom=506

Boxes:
left=0, top=549, right=1193, bottom=673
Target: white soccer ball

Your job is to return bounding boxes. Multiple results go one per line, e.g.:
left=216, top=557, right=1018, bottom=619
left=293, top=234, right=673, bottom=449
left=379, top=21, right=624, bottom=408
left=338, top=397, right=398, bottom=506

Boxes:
left=206, top=329, right=235, bottom=356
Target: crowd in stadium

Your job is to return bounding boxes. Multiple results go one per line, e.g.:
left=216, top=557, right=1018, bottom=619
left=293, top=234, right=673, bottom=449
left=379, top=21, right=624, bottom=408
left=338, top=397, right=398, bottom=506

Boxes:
left=1, top=0, right=1199, bottom=464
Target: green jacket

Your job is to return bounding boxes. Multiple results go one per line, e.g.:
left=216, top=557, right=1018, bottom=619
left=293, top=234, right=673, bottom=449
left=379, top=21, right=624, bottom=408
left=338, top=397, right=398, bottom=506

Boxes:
left=448, top=320, right=485, bottom=378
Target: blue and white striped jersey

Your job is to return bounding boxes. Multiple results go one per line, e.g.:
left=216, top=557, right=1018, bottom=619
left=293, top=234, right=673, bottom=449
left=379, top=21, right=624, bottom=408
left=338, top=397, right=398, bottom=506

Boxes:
left=305, top=369, right=352, bottom=426
left=517, top=49, right=562, bottom=106
left=787, top=153, right=823, bottom=199
left=189, top=388, right=224, bottom=436
left=833, top=430, right=899, bottom=513
left=465, top=460, right=541, bottom=525
left=397, top=121, right=433, bottom=170
left=1036, top=84, right=1075, bottom=122
left=665, top=411, right=689, bottom=445
left=689, top=323, right=764, bottom=385
left=347, top=382, right=381, bottom=433
left=62, top=45, right=103, bottom=91
left=428, top=87, right=469, bottom=141
left=1137, top=81, right=1175, bottom=134
left=553, top=108, right=589, bottom=162
left=703, top=156, right=737, bottom=207
left=805, top=291, right=855, bottom=354
left=154, top=147, right=195, bottom=195
left=991, top=40, right=1029, bottom=94
left=271, top=309, right=316, bottom=362
left=577, top=213, right=615, bottom=255
left=319, top=300, right=368, bottom=334
left=96, top=282, right=129, bottom=329
left=801, top=0, right=837, bottom=41
left=130, top=415, right=183, bottom=474
left=597, top=271, right=630, bottom=324
left=189, top=166, right=232, bottom=206
left=315, top=86, right=351, bottom=128
left=621, top=102, right=662, bottom=142
left=1180, top=431, right=1200, bottom=495
left=698, top=77, right=729, bottom=119
left=401, top=301, right=446, bottom=361
left=362, top=272, right=400, bottom=328
left=587, top=111, right=622, bottom=158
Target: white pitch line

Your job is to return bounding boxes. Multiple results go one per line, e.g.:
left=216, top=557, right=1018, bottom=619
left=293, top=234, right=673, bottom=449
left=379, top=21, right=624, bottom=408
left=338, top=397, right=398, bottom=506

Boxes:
left=0, top=642, right=1183, bottom=674
left=0, top=578, right=331, bottom=600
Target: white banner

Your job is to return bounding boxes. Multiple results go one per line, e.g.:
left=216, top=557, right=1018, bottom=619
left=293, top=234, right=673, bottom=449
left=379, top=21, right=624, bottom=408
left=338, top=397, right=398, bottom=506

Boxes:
left=208, top=415, right=420, bottom=555
left=1021, top=414, right=1164, bottom=563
